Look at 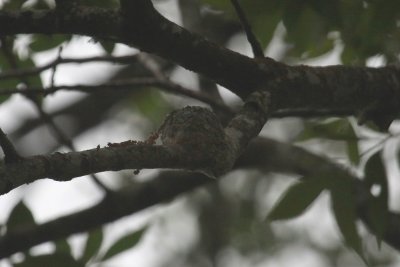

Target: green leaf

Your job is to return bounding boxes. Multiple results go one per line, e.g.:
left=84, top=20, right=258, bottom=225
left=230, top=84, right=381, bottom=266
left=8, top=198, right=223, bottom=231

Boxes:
left=283, top=5, right=333, bottom=59
left=364, top=152, right=389, bottom=248
left=132, top=89, right=172, bottom=125
left=80, top=228, right=103, bottom=264
left=346, top=123, right=360, bottom=165
left=0, top=47, right=43, bottom=101
left=267, top=176, right=326, bottom=221
left=330, top=179, right=367, bottom=263
left=200, top=0, right=283, bottom=49
left=100, top=228, right=146, bottom=261
left=297, top=119, right=359, bottom=142
left=54, top=239, right=72, bottom=256
left=341, top=45, right=364, bottom=65
left=99, top=40, right=115, bottom=54
left=30, top=35, right=71, bottom=53
left=14, top=253, right=85, bottom=267
left=6, top=200, right=36, bottom=233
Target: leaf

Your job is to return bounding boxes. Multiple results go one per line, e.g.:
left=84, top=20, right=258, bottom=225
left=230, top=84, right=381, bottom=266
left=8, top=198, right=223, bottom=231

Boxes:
left=297, top=119, right=359, bottom=142
left=0, top=47, right=43, bottom=100
left=283, top=5, right=332, bottom=59
left=6, top=200, right=36, bottom=233
left=100, top=228, right=146, bottom=261
left=346, top=131, right=360, bottom=165
left=80, top=228, right=103, bottom=264
left=200, top=0, right=283, bottom=49
left=132, top=89, right=172, bottom=125
left=341, top=45, right=364, bottom=65
left=99, top=40, right=115, bottom=54
left=267, top=176, right=326, bottom=221
left=30, top=35, right=71, bottom=53
left=330, top=179, right=367, bottom=263
left=54, top=239, right=72, bottom=256
left=14, top=253, right=85, bottom=267
left=364, top=152, right=389, bottom=248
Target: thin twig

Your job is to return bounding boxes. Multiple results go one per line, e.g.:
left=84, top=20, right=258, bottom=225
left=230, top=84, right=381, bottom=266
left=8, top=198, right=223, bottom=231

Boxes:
left=49, top=46, right=64, bottom=87
left=0, top=128, right=21, bottom=164
left=0, top=78, right=234, bottom=114
left=0, top=38, right=111, bottom=193
left=0, top=54, right=139, bottom=80
left=230, top=0, right=264, bottom=58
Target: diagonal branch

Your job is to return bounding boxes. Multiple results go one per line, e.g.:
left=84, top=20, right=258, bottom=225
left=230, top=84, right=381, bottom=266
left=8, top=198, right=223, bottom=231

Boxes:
left=230, top=0, right=264, bottom=58
left=0, top=5, right=399, bottom=121
left=0, top=143, right=192, bottom=195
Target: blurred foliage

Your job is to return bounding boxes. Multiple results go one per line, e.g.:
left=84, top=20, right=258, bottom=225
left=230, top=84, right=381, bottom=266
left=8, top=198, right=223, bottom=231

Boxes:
left=330, top=176, right=365, bottom=262
left=267, top=175, right=326, bottom=221
left=14, top=253, right=85, bottom=267
left=6, top=201, right=36, bottom=233
left=296, top=118, right=360, bottom=165
left=364, top=152, right=389, bottom=248
left=201, top=0, right=400, bottom=64
left=1, top=0, right=52, bottom=10
left=29, top=35, right=72, bottom=53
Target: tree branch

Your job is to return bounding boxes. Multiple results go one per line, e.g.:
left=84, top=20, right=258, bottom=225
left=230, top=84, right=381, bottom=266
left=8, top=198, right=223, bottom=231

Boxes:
left=2, top=137, right=400, bottom=258
left=0, top=143, right=193, bottom=195
left=0, top=89, right=270, bottom=193
left=0, top=6, right=399, bottom=122
left=230, top=0, right=264, bottom=58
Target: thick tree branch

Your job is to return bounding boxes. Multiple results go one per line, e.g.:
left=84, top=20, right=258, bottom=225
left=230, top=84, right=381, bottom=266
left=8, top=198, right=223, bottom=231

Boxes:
left=0, top=171, right=211, bottom=258
left=0, top=143, right=195, bottom=195
left=0, top=90, right=270, bottom=194
left=1, top=137, right=400, bottom=258
left=0, top=2, right=399, bottom=258
left=0, top=6, right=399, bottom=121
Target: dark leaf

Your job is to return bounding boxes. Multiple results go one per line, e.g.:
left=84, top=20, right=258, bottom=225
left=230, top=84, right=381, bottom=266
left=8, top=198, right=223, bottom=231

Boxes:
left=200, top=0, right=283, bottom=49
left=30, top=35, right=71, bottom=53
left=297, top=119, right=358, bottom=142
left=330, top=179, right=367, bottom=263
left=54, top=239, right=72, bottom=256
left=267, top=176, right=326, bottom=221
left=14, top=253, right=85, bottom=267
left=364, top=152, right=389, bottom=248
left=100, top=228, right=146, bottom=261
left=80, top=228, right=103, bottom=264
left=283, top=5, right=332, bottom=59
left=6, top=200, right=36, bottom=233
left=99, top=40, right=115, bottom=54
